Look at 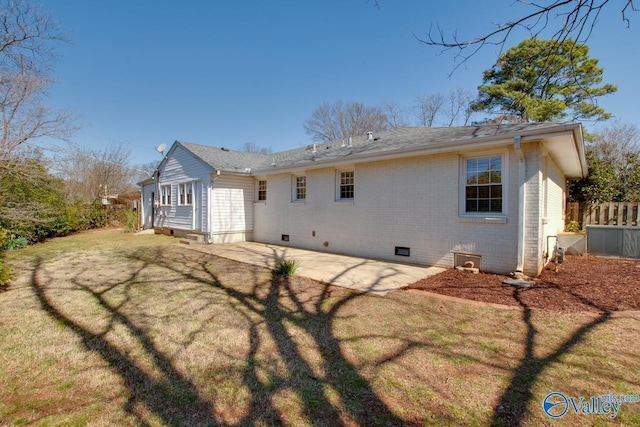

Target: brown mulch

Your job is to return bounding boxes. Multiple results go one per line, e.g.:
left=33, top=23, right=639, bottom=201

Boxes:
left=404, top=255, right=640, bottom=313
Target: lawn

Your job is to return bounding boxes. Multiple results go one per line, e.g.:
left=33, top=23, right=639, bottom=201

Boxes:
left=1, top=229, right=639, bottom=426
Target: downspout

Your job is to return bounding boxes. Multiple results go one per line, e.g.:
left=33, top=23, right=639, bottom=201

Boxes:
left=514, top=136, right=526, bottom=274
left=207, top=170, right=221, bottom=244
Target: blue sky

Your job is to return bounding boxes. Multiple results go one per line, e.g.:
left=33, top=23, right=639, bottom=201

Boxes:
left=36, top=1, right=640, bottom=165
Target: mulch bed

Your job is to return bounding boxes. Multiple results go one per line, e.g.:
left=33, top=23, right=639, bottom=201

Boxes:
left=404, top=255, right=640, bottom=313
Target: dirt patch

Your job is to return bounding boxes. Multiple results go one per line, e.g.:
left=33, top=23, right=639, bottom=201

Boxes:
left=404, top=255, right=640, bottom=313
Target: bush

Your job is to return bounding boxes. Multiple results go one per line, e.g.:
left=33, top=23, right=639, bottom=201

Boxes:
left=124, top=209, right=138, bottom=233
left=565, top=220, right=582, bottom=233
left=0, top=228, right=15, bottom=288
left=1, top=234, right=29, bottom=250
left=274, top=259, right=299, bottom=277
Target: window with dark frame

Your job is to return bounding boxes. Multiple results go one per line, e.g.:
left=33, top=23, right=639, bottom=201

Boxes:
left=339, top=171, right=354, bottom=200
left=258, top=180, right=267, bottom=201
left=295, top=176, right=306, bottom=200
left=465, top=156, right=502, bottom=213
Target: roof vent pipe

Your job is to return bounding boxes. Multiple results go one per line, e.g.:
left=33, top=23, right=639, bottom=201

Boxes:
left=312, top=144, right=317, bottom=154
left=367, top=131, right=373, bottom=141
left=348, top=137, right=352, bottom=147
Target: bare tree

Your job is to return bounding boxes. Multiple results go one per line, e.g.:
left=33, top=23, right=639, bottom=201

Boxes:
left=418, top=0, right=638, bottom=72
left=0, top=0, right=76, bottom=159
left=413, top=93, right=444, bottom=127
left=382, top=101, right=409, bottom=129
left=59, top=143, right=135, bottom=202
left=241, top=142, right=272, bottom=155
left=303, top=100, right=389, bottom=142
left=589, top=121, right=640, bottom=164
left=444, top=87, right=474, bottom=126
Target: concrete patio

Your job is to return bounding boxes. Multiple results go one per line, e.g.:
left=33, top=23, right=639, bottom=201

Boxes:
left=186, top=241, right=446, bottom=296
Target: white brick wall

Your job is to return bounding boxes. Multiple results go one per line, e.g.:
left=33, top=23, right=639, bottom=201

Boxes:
left=253, top=149, right=531, bottom=274
left=540, top=152, right=567, bottom=271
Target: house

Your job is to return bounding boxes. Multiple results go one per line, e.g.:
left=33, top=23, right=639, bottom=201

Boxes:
left=140, top=122, right=587, bottom=277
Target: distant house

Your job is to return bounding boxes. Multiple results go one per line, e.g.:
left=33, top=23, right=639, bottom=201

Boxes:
left=140, top=122, right=587, bottom=277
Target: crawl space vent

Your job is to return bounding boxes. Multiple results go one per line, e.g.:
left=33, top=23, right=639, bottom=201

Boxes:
left=395, top=246, right=410, bottom=257
left=281, top=234, right=290, bottom=242
left=454, top=252, right=482, bottom=269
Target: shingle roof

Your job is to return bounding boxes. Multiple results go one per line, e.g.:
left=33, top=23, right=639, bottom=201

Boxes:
left=176, top=122, right=580, bottom=173
left=177, top=141, right=269, bottom=172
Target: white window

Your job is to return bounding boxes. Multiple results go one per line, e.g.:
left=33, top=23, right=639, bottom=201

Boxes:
left=178, top=182, right=193, bottom=206
left=257, top=180, right=267, bottom=201
left=293, top=175, right=306, bottom=201
left=464, top=155, right=503, bottom=213
left=337, top=170, right=354, bottom=201
left=160, top=184, right=171, bottom=206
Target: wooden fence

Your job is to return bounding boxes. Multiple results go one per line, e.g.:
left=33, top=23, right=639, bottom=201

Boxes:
left=571, top=202, right=640, bottom=227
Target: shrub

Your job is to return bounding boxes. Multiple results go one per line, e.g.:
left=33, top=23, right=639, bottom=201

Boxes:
left=274, top=259, right=299, bottom=277
left=1, top=234, right=29, bottom=250
left=565, top=220, right=582, bottom=233
left=124, top=209, right=138, bottom=233
left=0, top=228, right=15, bottom=288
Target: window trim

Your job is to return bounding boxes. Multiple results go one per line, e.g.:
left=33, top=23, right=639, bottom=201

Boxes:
left=336, top=169, right=355, bottom=202
left=178, top=182, right=193, bottom=206
left=292, top=174, right=307, bottom=202
left=186, top=183, right=193, bottom=205
left=459, top=152, right=507, bottom=218
left=257, top=179, right=267, bottom=202
left=160, top=184, right=172, bottom=206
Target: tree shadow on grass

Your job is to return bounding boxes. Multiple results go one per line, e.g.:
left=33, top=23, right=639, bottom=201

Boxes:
left=490, top=287, right=611, bottom=426
left=29, top=243, right=415, bottom=426
left=131, top=246, right=412, bottom=426
left=29, top=256, right=218, bottom=426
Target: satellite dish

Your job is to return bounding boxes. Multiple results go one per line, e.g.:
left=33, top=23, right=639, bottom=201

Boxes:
left=156, top=143, right=167, bottom=153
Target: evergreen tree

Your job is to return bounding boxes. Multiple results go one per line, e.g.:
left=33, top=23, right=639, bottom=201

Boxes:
left=472, top=38, right=617, bottom=122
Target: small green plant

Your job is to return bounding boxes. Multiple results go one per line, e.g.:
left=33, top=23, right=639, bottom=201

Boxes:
left=274, top=258, right=299, bottom=277
left=565, top=220, right=582, bottom=233
left=1, top=234, right=29, bottom=250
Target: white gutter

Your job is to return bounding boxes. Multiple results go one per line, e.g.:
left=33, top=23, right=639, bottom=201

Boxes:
left=206, top=170, right=222, bottom=244
left=514, top=135, right=526, bottom=273
left=255, top=124, right=582, bottom=176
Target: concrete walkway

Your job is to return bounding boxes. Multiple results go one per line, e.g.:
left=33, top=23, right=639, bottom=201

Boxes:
left=187, top=241, right=445, bottom=296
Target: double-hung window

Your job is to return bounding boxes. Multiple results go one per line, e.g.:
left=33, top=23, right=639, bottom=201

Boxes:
left=160, top=184, right=171, bottom=206
left=178, top=183, right=193, bottom=206
left=186, top=183, right=193, bottom=205
left=464, top=156, right=503, bottom=213
left=257, top=180, right=267, bottom=201
left=338, top=171, right=354, bottom=200
left=294, top=175, right=306, bottom=201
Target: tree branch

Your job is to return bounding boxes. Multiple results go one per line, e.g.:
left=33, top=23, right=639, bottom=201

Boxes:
left=416, top=0, right=636, bottom=72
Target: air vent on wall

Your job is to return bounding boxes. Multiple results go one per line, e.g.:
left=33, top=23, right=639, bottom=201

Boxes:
left=395, top=246, right=410, bottom=257
left=281, top=234, right=289, bottom=242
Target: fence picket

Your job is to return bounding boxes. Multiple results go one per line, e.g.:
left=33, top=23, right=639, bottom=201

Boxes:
left=579, top=202, right=640, bottom=227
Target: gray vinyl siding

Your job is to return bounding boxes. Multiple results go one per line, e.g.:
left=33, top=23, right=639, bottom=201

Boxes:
left=211, top=174, right=254, bottom=233
left=156, top=144, right=212, bottom=232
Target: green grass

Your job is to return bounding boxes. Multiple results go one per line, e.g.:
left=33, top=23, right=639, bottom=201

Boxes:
left=1, top=229, right=639, bottom=426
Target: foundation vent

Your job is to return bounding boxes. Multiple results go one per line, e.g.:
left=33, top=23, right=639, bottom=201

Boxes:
left=454, top=252, right=482, bottom=269
left=395, top=246, right=410, bottom=257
